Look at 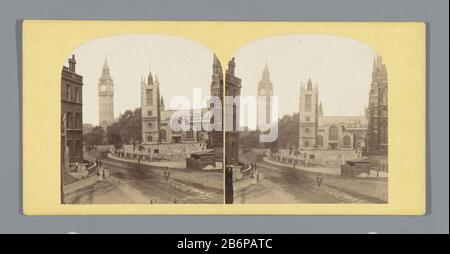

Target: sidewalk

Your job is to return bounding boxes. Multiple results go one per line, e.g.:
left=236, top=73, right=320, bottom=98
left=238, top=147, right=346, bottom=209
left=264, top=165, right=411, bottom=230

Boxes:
left=63, top=175, right=97, bottom=195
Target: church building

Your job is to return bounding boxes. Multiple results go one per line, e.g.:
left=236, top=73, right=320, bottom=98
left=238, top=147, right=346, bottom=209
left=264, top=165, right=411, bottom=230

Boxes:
left=367, top=55, right=388, bottom=155
left=298, top=78, right=367, bottom=150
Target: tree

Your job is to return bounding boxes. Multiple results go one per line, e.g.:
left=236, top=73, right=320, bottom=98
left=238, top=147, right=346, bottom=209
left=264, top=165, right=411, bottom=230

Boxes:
left=240, top=131, right=260, bottom=151
left=84, top=126, right=105, bottom=146
left=106, top=122, right=122, bottom=149
left=105, top=107, right=142, bottom=146
left=279, top=113, right=299, bottom=148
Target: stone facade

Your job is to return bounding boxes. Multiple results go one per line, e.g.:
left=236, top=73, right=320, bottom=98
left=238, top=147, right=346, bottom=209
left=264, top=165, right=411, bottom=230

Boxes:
left=141, top=71, right=161, bottom=144
left=140, top=72, right=208, bottom=145
left=367, top=55, right=388, bottom=155
left=98, top=58, right=115, bottom=130
left=208, top=54, right=224, bottom=149
left=298, top=78, right=367, bottom=150
left=61, top=55, right=83, bottom=164
left=299, top=78, right=319, bottom=149
left=225, top=57, right=242, bottom=165
left=257, top=62, right=273, bottom=130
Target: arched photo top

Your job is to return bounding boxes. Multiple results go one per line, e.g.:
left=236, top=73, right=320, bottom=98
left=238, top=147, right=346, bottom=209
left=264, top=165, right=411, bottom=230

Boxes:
left=231, top=33, right=387, bottom=121
left=61, top=33, right=222, bottom=126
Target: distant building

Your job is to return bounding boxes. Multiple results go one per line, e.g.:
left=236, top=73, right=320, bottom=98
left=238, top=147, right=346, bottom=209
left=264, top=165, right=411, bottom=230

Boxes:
left=61, top=55, right=83, bottom=164
left=225, top=57, right=242, bottom=165
left=257, top=61, right=274, bottom=130
left=298, top=78, right=367, bottom=150
left=98, top=58, right=115, bottom=130
left=367, top=56, right=388, bottom=155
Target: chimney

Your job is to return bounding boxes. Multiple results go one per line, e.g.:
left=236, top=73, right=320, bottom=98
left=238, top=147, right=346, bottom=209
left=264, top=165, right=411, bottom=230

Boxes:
left=227, top=57, right=236, bottom=75
left=68, top=54, right=76, bottom=73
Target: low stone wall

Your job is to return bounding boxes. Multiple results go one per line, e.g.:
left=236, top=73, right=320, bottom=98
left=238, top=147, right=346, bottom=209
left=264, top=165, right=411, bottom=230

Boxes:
left=272, top=149, right=358, bottom=168
left=119, top=142, right=205, bottom=161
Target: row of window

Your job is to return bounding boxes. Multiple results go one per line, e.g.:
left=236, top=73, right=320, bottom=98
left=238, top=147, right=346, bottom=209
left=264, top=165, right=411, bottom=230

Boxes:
left=64, top=111, right=82, bottom=129
left=65, top=84, right=81, bottom=102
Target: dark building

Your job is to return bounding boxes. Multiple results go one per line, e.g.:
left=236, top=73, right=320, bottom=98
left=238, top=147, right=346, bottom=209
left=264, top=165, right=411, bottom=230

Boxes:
left=225, top=57, right=242, bottom=165
left=367, top=55, right=388, bottom=155
left=61, top=55, right=84, bottom=165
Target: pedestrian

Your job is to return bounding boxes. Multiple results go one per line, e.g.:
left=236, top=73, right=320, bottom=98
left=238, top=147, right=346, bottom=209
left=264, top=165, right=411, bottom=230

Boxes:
left=252, top=168, right=258, bottom=184
left=317, top=173, right=323, bottom=187
left=97, top=166, right=103, bottom=181
left=164, top=167, right=171, bottom=182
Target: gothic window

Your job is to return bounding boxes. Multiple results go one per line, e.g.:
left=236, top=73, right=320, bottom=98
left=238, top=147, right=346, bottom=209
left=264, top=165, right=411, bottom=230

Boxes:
left=343, top=135, right=351, bottom=148
left=147, top=122, right=153, bottom=129
left=186, top=130, right=194, bottom=139
left=381, top=88, right=387, bottom=105
left=147, top=135, right=153, bottom=142
left=146, top=89, right=153, bottom=105
left=380, top=121, right=388, bottom=144
left=305, top=128, right=310, bottom=135
left=329, top=125, right=338, bottom=141
left=160, top=129, right=167, bottom=141
left=304, top=140, right=310, bottom=147
left=305, top=95, right=312, bottom=112
left=305, top=116, right=310, bottom=122
left=147, top=111, right=152, bottom=117
left=316, top=135, right=323, bottom=148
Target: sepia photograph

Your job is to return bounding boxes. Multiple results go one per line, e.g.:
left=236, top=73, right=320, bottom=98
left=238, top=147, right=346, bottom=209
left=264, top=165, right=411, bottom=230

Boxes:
left=60, top=34, right=224, bottom=204
left=225, top=34, right=388, bottom=204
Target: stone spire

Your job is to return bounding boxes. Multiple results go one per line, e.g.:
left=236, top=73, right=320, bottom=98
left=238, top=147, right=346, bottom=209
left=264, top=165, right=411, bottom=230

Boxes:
left=160, top=96, right=165, bottom=112
left=307, top=78, right=313, bottom=90
left=258, top=60, right=273, bottom=89
left=319, top=102, right=323, bottom=117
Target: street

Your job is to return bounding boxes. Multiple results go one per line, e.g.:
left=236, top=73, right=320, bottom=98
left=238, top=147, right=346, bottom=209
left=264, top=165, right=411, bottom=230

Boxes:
left=234, top=159, right=387, bottom=204
left=71, top=154, right=223, bottom=204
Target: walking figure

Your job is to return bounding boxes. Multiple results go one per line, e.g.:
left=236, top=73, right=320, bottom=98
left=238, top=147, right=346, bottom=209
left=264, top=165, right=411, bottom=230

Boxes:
left=317, top=173, right=323, bottom=187
left=164, top=167, right=171, bottom=182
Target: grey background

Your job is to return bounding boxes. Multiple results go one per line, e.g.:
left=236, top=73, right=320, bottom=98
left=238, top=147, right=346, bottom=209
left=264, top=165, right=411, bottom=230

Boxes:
left=0, top=0, right=448, bottom=233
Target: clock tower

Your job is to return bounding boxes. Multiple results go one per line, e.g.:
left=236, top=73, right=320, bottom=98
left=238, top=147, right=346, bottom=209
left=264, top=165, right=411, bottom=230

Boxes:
left=257, top=61, right=273, bottom=130
left=98, top=58, right=114, bottom=130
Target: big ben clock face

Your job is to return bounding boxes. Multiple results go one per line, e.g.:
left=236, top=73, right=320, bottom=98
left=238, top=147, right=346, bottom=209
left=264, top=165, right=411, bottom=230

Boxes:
left=100, top=85, right=107, bottom=92
left=260, top=89, right=266, bottom=96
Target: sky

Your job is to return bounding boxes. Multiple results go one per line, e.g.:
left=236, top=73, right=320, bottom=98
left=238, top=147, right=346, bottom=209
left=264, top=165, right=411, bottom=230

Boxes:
left=65, top=33, right=380, bottom=128
left=65, top=34, right=214, bottom=126
left=233, top=34, right=379, bottom=129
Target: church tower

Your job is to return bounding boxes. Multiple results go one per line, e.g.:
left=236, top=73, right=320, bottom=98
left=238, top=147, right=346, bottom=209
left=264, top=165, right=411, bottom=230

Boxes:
left=257, top=62, right=274, bottom=130
left=98, top=57, right=114, bottom=130
left=141, top=70, right=160, bottom=144
left=209, top=54, right=224, bottom=148
left=299, top=78, right=319, bottom=149
left=367, top=55, right=388, bottom=155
